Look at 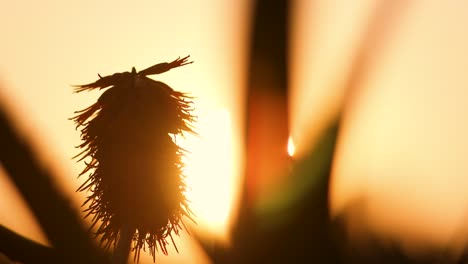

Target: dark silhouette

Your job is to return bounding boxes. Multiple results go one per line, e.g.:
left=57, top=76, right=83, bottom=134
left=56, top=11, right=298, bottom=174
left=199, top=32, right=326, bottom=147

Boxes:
left=72, top=56, right=196, bottom=263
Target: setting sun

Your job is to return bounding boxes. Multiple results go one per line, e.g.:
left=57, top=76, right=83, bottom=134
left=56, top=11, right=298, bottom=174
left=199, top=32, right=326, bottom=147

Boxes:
left=178, top=109, right=237, bottom=241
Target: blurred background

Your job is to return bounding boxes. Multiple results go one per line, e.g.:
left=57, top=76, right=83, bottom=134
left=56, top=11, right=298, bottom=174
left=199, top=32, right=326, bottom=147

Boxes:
left=1, top=0, right=468, bottom=263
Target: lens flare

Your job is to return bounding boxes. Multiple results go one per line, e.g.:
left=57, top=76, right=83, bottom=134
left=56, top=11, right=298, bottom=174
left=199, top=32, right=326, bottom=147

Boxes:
left=287, top=136, right=296, bottom=157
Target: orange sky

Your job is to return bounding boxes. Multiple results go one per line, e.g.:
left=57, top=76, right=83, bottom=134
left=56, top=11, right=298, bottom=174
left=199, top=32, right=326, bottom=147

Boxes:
left=1, top=0, right=468, bottom=262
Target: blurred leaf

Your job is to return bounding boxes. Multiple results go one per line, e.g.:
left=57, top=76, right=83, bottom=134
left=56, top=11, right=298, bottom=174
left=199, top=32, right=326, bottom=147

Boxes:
left=255, top=119, right=339, bottom=228
left=0, top=225, right=58, bottom=263
left=0, top=102, right=108, bottom=263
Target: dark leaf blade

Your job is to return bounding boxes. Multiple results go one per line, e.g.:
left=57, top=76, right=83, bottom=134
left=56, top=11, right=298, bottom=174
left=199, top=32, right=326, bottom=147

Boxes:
left=0, top=102, right=108, bottom=263
left=0, top=225, right=59, bottom=263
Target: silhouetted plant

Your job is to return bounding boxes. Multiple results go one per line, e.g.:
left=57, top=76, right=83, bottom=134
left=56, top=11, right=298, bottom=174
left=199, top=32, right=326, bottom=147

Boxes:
left=72, top=56, right=196, bottom=263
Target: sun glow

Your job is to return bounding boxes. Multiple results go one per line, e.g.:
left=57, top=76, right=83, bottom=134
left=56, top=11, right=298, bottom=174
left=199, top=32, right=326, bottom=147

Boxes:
left=287, top=136, right=296, bottom=157
left=178, top=109, right=235, bottom=241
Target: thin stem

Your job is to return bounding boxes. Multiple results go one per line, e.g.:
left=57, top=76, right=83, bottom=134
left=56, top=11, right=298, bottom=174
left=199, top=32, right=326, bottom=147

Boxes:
left=112, top=225, right=133, bottom=264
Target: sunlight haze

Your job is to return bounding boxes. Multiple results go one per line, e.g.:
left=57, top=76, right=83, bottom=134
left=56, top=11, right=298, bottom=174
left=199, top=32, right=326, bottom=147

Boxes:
left=1, top=0, right=468, bottom=262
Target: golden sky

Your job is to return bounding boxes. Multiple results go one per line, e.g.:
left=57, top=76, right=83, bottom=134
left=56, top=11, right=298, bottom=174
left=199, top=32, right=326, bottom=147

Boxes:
left=1, top=0, right=468, bottom=262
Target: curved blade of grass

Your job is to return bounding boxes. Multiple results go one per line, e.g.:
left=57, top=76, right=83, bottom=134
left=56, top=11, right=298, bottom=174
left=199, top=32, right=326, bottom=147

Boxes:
left=0, top=102, right=108, bottom=263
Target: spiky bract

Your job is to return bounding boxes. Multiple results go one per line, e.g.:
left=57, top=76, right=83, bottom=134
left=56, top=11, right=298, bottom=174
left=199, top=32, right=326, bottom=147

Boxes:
left=72, top=59, right=195, bottom=262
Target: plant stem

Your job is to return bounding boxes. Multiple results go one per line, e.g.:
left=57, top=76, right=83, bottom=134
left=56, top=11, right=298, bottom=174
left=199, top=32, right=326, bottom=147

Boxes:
left=112, top=225, right=133, bottom=264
